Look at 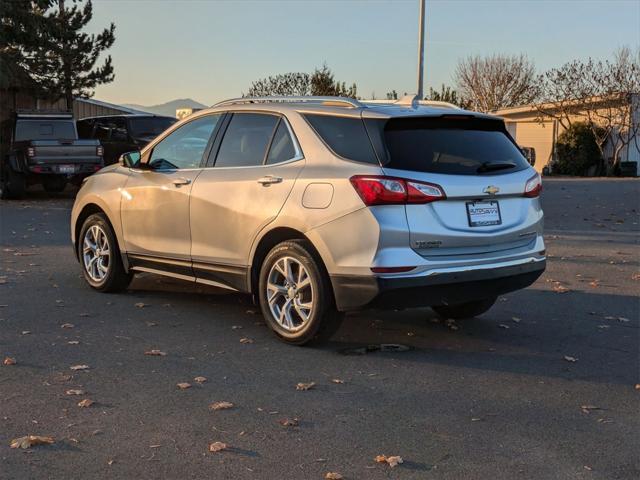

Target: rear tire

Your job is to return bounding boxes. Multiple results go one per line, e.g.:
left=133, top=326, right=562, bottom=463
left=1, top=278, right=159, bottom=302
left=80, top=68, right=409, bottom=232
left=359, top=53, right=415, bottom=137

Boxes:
left=79, top=213, right=132, bottom=293
left=432, top=297, right=497, bottom=320
left=258, top=240, right=342, bottom=345
left=43, top=176, right=67, bottom=194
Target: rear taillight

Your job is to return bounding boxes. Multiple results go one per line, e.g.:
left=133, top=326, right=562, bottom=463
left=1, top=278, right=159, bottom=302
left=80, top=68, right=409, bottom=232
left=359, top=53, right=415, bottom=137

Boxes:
left=27, top=147, right=35, bottom=157
left=350, top=175, right=446, bottom=206
left=97, top=146, right=104, bottom=156
left=524, top=173, right=542, bottom=198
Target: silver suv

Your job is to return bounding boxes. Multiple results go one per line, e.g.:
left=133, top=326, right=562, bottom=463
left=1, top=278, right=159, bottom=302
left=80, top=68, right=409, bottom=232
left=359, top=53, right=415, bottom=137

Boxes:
left=71, top=96, right=545, bottom=345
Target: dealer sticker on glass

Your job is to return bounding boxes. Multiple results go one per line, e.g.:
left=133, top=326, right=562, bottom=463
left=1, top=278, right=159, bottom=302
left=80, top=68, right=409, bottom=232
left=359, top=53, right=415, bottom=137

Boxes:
left=466, top=201, right=501, bottom=227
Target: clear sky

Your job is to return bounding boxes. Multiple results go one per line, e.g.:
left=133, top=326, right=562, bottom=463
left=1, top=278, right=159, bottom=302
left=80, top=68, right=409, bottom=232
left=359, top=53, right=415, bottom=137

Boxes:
left=89, top=0, right=640, bottom=107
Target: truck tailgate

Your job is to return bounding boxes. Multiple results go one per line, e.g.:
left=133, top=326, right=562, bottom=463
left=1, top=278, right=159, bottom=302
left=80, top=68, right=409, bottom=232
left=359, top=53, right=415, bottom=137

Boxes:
left=30, top=140, right=102, bottom=163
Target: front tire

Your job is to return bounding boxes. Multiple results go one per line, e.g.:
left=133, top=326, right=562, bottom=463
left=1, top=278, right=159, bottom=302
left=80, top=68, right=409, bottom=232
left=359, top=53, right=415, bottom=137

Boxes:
left=78, top=213, right=132, bottom=292
left=258, top=240, right=342, bottom=345
left=432, top=297, right=497, bottom=320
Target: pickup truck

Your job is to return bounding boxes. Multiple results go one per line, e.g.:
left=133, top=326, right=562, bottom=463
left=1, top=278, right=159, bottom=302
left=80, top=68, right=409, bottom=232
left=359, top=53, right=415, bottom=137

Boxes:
left=0, top=111, right=104, bottom=198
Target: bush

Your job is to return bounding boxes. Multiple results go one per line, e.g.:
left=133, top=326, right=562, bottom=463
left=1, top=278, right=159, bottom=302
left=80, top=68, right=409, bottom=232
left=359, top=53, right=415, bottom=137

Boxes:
left=553, top=123, right=603, bottom=176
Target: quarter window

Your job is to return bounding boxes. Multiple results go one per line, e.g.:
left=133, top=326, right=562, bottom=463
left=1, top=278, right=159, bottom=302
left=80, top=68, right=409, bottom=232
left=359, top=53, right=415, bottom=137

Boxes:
left=215, top=113, right=279, bottom=167
left=304, top=114, right=378, bottom=164
left=149, top=115, right=220, bottom=170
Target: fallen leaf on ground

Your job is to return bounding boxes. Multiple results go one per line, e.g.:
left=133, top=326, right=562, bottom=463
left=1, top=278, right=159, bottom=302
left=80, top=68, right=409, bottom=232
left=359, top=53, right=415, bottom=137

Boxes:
left=511, top=317, right=521, bottom=323
left=144, top=349, right=166, bottom=356
left=581, top=405, right=601, bottom=413
left=177, top=382, right=191, bottom=390
left=3, top=357, right=16, bottom=366
left=296, top=382, right=316, bottom=391
left=618, top=317, right=629, bottom=323
left=210, top=401, right=234, bottom=411
left=445, top=319, right=459, bottom=330
left=239, top=337, right=254, bottom=344
left=70, top=364, right=90, bottom=370
left=563, top=356, right=578, bottom=363
left=10, top=435, right=55, bottom=449
left=66, top=389, right=84, bottom=395
left=331, top=378, right=345, bottom=384
left=375, top=454, right=404, bottom=467
left=78, top=399, right=94, bottom=408
left=635, top=384, right=640, bottom=390
left=279, top=418, right=299, bottom=427
left=208, top=441, right=227, bottom=452
left=498, top=324, right=510, bottom=329
left=134, top=302, right=147, bottom=308
left=194, top=376, right=207, bottom=384
left=231, top=325, right=243, bottom=330
left=325, top=473, right=343, bottom=479
left=21, top=331, right=30, bottom=335
left=553, top=284, right=570, bottom=294
left=61, top=323, right=74, bottom=329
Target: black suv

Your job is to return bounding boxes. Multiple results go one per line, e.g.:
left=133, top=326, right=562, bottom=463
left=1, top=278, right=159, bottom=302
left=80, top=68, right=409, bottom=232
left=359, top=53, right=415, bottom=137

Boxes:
left=77, top=114, right=176, bottom=165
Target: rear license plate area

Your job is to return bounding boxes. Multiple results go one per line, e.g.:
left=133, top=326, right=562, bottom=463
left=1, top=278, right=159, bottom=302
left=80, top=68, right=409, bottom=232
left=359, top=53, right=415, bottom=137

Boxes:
left=466, top=201, right=501, bottom=227
left=58, top=165, right=75, bottom=174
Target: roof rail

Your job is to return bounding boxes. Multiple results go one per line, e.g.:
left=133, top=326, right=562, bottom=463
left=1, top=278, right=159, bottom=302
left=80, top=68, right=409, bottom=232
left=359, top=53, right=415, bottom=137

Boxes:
left=212, top=96, right=364, bottom=109
left=362, top=97, right=461, bottom=110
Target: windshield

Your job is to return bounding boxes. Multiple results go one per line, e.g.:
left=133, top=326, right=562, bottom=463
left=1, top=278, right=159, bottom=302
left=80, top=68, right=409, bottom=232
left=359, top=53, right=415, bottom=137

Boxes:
left=380, top=117, right=530, bottom=175
left=15, top=120, right=77, bottom=141
left=129, top=117, right=176, bottom=138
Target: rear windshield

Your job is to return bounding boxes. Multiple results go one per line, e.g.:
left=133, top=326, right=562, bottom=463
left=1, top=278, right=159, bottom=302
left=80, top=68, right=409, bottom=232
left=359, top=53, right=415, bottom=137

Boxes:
left=129, top=117, right=176, bottom=137
left=381, top=117, right=530, bottom=175
left=15, top=120, right=76, bottom=141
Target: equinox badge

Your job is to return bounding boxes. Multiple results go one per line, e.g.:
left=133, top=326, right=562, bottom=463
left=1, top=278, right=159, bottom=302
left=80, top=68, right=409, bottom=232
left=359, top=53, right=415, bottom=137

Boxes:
left=483, top=185, right=500, bottom=195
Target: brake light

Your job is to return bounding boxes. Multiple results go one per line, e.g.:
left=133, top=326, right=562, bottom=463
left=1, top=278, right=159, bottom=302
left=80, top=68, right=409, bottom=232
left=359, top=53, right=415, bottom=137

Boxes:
left=27, top=147, right=35, bottom=157
left=350, top=175, right=445, bottom=206
left=97, top=146, right=104, bottom=156
left=371, top=266, right=416, bottom=273
left=524, top=173, right=542, bottom=198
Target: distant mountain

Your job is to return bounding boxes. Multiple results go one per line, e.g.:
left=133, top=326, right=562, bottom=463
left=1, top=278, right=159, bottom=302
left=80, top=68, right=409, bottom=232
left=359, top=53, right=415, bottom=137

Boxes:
left=122, top=98, right=207, bottom=117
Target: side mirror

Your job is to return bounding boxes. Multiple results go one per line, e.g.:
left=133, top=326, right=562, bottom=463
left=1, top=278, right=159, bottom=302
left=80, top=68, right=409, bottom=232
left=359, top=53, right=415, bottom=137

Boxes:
left=119, top=150, right=142, bottom=168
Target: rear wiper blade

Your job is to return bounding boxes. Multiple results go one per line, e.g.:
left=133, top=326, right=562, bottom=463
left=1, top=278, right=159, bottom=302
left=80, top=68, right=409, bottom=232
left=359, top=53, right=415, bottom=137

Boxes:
left=477, top=161, right=516, bottom=173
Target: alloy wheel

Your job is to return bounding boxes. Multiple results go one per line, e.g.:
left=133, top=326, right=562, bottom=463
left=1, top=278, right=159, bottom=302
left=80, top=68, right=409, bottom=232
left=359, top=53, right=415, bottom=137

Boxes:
left=83, top=225, right=111, bottom=282
left=266, top=256, right=314, bottom=332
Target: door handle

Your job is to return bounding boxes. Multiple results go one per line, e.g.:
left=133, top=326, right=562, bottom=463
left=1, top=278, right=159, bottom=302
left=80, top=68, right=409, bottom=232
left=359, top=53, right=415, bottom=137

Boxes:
left=172, top=178, right=191, bottom=186
left=257, top=175, right=283, bottom=185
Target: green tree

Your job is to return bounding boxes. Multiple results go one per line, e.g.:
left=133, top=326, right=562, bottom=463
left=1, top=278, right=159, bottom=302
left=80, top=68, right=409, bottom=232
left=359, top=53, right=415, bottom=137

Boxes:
left=428, top=84, right=471, bottom=108
left=0, top=0, right=54, bottom=89
left=244, top=64, right=358, bottom=99
left=21, top=0, right=116, bottom=108
left=553, top=122, right=603, bottom=176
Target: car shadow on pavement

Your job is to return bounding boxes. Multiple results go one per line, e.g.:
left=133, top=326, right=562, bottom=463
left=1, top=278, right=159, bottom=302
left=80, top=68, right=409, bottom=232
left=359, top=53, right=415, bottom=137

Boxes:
left=123, top=273, right=638, bottom=387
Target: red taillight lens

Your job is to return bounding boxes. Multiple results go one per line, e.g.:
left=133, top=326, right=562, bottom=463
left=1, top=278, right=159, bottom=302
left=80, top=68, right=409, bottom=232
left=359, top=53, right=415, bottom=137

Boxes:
left=350, top=175, right=445, bottom=206
left=524, top=173, right=542, bottom=198
left=97, top=146, right=104, bottom=156
left=371, top=266, right=416, bottom=273
left=27, top=147, right=35, bottom=157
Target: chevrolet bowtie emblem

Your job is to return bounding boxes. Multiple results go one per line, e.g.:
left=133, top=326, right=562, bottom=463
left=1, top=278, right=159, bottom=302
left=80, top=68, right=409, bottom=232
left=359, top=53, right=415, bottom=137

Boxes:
left=483, top=185, right=500, bottom=195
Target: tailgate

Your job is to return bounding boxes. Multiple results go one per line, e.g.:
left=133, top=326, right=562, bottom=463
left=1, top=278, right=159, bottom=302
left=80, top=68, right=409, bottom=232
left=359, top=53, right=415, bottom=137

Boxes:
left=378, top=115, right=542, bottom=256
left=30, top=140, right=101, bottom=163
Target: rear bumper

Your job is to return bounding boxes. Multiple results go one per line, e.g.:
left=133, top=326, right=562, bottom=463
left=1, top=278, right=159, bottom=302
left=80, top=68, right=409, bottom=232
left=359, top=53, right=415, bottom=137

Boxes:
left=331, top=257, right=546, bottom=311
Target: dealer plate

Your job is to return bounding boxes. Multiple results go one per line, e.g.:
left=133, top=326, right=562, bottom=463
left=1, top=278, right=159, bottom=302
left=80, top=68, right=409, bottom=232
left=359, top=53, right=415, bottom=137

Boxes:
left=466, top=201, right=501, bottom=227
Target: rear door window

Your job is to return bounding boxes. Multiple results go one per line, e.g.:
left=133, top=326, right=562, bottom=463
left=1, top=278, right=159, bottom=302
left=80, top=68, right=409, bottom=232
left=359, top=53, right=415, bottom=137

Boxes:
left=214, top=113, right=279, bottom=167
left=381, top=117, right=530, bottom=175
left=303, top=114, right=378, bottom=164
left=266, top=119, right=297, bottom=164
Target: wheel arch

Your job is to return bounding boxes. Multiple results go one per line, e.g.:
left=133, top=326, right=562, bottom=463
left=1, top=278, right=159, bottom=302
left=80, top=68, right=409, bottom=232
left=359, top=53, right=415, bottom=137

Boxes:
left=74, top=203, right=125, bottom=268
left=249, top=227, right=333, bottom=303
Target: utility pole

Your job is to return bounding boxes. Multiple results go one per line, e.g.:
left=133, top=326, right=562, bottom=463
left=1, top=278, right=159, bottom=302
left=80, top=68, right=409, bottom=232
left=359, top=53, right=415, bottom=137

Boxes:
left=416, top=0, right=426, bottom=99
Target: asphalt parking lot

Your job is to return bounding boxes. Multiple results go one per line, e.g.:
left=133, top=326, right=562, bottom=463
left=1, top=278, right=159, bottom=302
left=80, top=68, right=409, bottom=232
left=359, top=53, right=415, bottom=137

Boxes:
left=0, top=178, right=638, bottom=480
